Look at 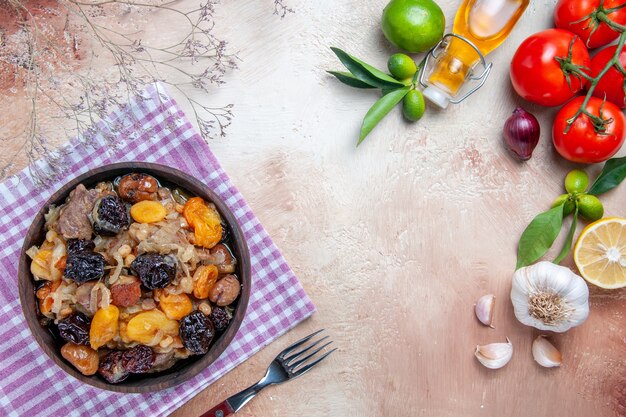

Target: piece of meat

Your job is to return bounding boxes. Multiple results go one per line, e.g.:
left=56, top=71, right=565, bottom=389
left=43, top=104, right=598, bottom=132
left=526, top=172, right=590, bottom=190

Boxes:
left=56, top=184, right=101, bottom=240
left=110, top=275, right=142, bottom=307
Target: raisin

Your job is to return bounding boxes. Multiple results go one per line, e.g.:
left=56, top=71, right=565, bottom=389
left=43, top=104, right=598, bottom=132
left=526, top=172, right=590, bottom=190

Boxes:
left=92, top=195, right=130, bottom=236
left=117, top=173, right=158, bottom=203
left=64, top=251, right=105, bottom=283
left=209, top=306, right=231, bottom=332
left=98, top=351, right=129, bottom=384
left=130, top=253, right=176, bottom=290
left=179, top=311, right=215, bottom=355
left=66, top=239, right=95, bottom=254
left=121, top=345, right=155, bottom=373
left=58, top=312, right=91, bottom=345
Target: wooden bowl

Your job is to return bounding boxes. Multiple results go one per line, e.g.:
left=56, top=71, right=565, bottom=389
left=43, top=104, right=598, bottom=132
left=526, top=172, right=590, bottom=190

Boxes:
left=18, top=162, right=251, bottom=393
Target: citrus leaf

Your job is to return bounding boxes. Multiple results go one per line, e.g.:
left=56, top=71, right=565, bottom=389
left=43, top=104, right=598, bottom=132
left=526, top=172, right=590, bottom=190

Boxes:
left=330, top=47, right=405, bottom=89
left=516, top=204, right=564, bottom=269
left=327, top=71, right=376, bottom=89
left=588, top=156, right=626, bottom=195
left=358, top=86, right=410, bottom=146
left=553, top=208, right=578, bottom=264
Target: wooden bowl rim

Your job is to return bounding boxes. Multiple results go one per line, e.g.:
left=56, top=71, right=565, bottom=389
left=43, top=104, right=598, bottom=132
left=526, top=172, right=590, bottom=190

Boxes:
left=18, top=162, right=251, bottom=393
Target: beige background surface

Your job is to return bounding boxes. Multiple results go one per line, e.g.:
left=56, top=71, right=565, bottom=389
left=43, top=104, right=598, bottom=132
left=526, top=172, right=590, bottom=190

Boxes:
left=4, top=0, right=626, bottom=416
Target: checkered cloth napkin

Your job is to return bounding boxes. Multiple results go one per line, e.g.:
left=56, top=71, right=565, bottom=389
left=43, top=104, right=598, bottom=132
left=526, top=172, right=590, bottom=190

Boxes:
left=0, top=84, right=315, bottom=416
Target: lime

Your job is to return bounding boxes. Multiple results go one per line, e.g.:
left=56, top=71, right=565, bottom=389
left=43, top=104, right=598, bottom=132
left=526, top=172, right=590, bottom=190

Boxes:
left=577, top=194, right=604, bottom=221
left=387, top=53, right=417, bottom=80
left=564, top=169, right=589, bottom=194
left=402, top=89, right=426, bottom=121
left=551, top=194, right=575, bottom=216
left=381, top=0, right=445, bottom=53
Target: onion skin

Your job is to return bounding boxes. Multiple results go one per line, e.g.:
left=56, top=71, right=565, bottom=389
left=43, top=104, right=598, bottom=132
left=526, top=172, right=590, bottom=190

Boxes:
left=503, top=107, right=541, bottom=161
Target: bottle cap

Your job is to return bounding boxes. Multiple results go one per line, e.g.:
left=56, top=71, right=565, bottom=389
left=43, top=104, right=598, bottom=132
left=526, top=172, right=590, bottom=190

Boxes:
left=423, top=86, right=451, bottom=109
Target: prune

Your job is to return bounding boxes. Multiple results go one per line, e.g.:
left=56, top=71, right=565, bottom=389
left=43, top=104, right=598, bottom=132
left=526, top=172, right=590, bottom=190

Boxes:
left=117, top=173, right=158, bottom=203
left=209, top=306, right=231, bottom=332
left=91, top=195, right=130, bottom=236
left=130, top=253, right=176, bottom=290
left=98, top=351, right=129, bottom=383
left=179, top=311, right=215, bottom=355
left=64, top=251, right=105, bottom=283
left=121, top=345, right=155, bottom=373
left=208, top=275, right=241, bottom=306
left=58, top=312, right=91, bottom=345
left=66, top=239, right=95, bottom=254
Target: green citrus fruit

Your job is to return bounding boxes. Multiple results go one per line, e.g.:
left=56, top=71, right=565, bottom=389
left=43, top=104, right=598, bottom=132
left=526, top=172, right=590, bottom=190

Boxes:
left=577, top=194, right=604, bottom=221
left=564, top=169, right=589, bottom=194
left=387, top=53, right=417, bottom=80
left=381, top=0, right=445, bottom=53
left=551, top=194, right=575, bottom=216
left=402, top=89, right=426, bottom=122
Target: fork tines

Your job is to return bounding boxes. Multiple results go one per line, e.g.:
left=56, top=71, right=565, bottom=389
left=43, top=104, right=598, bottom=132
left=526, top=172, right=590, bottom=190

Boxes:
left=278, top=329, right=336, bottom=377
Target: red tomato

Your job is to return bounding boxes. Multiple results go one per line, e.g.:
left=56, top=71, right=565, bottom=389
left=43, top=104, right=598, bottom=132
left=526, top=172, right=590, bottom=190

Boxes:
left=510, top=29, right=591, bottom=107
left=554, top=0, right=626, bottom=49
left=588, top=44, right=626, bottom=108
left=553, top=96, right=626, bottom=163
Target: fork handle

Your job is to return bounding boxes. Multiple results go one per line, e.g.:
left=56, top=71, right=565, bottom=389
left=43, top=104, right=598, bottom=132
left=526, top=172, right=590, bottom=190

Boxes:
left=199, top=400, right=235, bottom=417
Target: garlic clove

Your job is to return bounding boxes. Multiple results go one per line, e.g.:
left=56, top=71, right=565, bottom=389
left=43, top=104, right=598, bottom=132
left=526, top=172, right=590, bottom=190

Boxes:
left=532, top=335, right=562, bottom=368
left=475, top=294, right=495, bottom=328
left=475, top=337, right=513, bottom=369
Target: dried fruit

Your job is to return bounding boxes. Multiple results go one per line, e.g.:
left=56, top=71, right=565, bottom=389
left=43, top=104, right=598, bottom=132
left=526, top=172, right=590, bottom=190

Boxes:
left=91, top=195, right=130, bottom=236
left=183, top=197, right=223, bottom=249
left=131, top=253, right=176, bottom=290
left=90, top=305, right=120, bottom=350
left=35, top=280, right=61, bottom=300
left=126, top=309, right=179, bottom=346
left=66, top=239, right=95, bottom=254
left=158, top=292, right=193, bottom=320
left=121, top=345, right=155, bottom=373
left=98, top=351, right=129, bottom=383
left=192, top=265, right=219, bottom=299
left=130, top=201, right=167, bottom=224
left=117, top=173, right=159, bottom=203
left=179, top=311, right=216, bottom=355
left=209, top=275, right=241, bottom=306
left=58, top=312, right=91, bottom=345
left=61, top=342, right=99, bottom=376
left=210, top=306, right=231, bottom=332
left=110, top=276, right=142, bottom=307
left=210, top=244, right=236, bottom=274
left=64, top=251, right=105, bottom=283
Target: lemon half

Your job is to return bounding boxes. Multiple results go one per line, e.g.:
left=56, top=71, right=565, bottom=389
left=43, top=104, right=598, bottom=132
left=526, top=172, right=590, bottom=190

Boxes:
left=573, top=217, right=626, bottom=289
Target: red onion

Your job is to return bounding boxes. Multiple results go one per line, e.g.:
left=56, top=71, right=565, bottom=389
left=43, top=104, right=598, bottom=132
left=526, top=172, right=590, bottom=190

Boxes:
left=503, top=107, right=540, bottom=161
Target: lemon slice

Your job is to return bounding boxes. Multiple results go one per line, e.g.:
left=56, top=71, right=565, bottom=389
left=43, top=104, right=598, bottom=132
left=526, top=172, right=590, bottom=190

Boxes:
left=573, top=217, right=626, bottom=289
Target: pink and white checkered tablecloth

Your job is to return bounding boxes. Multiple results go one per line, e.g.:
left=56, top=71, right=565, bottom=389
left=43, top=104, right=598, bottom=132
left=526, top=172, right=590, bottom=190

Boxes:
left=0, top=84, right=315, bottom=416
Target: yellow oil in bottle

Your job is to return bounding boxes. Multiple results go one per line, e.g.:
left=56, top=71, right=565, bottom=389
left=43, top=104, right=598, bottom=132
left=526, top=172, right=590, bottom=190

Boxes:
left=424, top=0, right=529, bottom=107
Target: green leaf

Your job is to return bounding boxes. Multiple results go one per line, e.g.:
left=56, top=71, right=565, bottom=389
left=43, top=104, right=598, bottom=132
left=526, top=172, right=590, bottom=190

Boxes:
left=553, top=207, right=578, bottom=264
left=358, top=86, right=410, bottom=146
left=327, top=71, right=376, bottom=89
left=516, top=204, right=565, bottom=269
left=588, top=156, right=626, bottom=195
left=330, top=47, right=405, bottom=89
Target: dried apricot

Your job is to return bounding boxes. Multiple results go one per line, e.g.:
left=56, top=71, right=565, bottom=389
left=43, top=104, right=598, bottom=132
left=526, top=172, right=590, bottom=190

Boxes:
left=90, top=305, right=119, bottom=350
left=183, top=197, right=222, bottom=249
left=192, top=265, right=219, bottom=299
left=158, top=292, right=193, bottom=320
left=61, top=342, right=99, bottom=375
left=130, top=201, right=167, bottom=224
left=37, top=280, right=61, bottom=315
left=126, top=309, right=179, bottom=346
left=31, top=249, right=52, bottom=280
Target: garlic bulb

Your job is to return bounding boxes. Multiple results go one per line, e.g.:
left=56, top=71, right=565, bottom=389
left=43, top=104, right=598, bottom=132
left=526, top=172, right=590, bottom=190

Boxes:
left=475, top=294, right=495, bottom=328
left=532, top=335, right=562, bottom=368
left=511, top=262, right=589, bottom=333
left=475, top=338, right=513, bottom=369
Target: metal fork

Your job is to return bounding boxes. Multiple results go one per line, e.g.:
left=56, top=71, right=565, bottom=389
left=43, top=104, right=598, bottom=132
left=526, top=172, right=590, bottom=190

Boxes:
left=200, top=329, right=336, bottom=417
